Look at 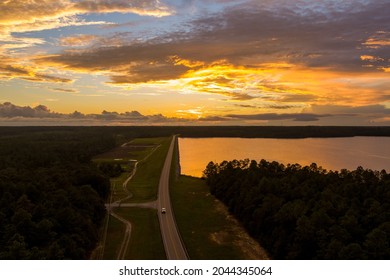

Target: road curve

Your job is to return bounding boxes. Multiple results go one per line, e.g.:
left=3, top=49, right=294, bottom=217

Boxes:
left=157, top=136, right=188, bottom=260
left=110, top=211, right=131, bottom=260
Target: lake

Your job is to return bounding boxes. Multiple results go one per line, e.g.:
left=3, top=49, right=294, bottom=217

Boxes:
left=178, top=137, right=390, bottom=177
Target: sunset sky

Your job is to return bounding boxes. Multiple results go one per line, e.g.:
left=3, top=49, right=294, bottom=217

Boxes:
left=0, top=0, right=389, bottom=125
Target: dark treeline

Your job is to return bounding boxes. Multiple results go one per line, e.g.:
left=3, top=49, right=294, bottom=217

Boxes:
left=204, top=159, right=390, bottom=259
left=0, top=129, right=118, bottom=259
left=1, top=125, right=390, bottom=139
left=1, top=126, right=389, bottom=260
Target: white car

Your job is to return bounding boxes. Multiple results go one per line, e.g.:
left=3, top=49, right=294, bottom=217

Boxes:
left=161, top=207, right=166, bottom=214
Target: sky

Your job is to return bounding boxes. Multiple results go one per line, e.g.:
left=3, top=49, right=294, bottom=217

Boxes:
left=0, top=0, right=389, bottom=126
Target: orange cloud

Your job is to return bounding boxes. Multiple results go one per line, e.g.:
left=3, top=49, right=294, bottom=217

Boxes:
left=0, top=57, right=73, bottom=83
left=59, top=34, right=98, bottom=47
left=0, top=0, right=171, bottom=25
left=363, top=31, right=390, bottom=48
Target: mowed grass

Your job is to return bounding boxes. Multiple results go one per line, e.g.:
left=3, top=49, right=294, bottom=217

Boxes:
left=98, top=137, right=171, bottom=260
left=102, top=215, right=126, bottom=259
left=125, top=137, right=171, bottom=203
left=171, top=175, right=246, bottom=259
left=129, top=137, right=164, bottom=145
left=110, top=171, right=132, bottom=202
left=114, top=208, right=166, bottom=260
left=93, top=139, right=158, bottom=162
left=126, top=146, right=155, bottom=161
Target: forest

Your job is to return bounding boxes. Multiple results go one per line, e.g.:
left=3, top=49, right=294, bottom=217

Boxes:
left=204, top=159, right=390, bottom=259
left=1, top=125, right=390, bottom=139
left=1, top=126, right=389, bottom=259
left=0, top=128, right=118, bottom=259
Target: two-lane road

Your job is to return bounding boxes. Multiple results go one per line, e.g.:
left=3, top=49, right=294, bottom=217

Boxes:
left=157, top=136, right=188, bottom=260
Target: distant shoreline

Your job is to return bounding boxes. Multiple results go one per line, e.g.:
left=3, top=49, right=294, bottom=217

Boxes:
left=0, top=126, right=389, bottom=139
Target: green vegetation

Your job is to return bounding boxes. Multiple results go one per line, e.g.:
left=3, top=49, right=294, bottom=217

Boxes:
left=1, top=126, right=388, bottom=260
left=204, top=159, right=390, bottom=259
left=1, top=126, right=389, bottom=141
left=0, top=129, right=114, bottom=259
left=110, top=172, right=133, bottom=202
left=97, top=162, right=124, bottom=178
left=98, top=137, right=171, bottom=259
left=126, top=137, right=171, bottom=203
left=114, top=208, right=165, bottom=260
left=130, top=137, right=165, bottom=145
left=171, top=176, right=248, bottom=259
left=102, top=215, right=126, bottom=259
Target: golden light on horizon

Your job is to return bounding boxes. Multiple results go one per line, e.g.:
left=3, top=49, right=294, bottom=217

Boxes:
left=0, top=0, right=389, bottom=125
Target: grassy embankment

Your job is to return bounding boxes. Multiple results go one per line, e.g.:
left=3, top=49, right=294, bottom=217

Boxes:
left=114, top=207, right=165, bottom=260
left=94, top=138, right=165, bottom=202
left=96, top=137, right=170, bottom=259
left=170, top=138, right=269, bottom=259
left=100, top=215, right=126, bottom=259
left=125, top=137, right=171, bottom=203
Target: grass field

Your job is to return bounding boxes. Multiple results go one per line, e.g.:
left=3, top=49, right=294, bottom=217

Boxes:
left=102, top=215, right=126, bottom=259
left=114, top=208, right=166, bottom=259
left=98, top=137, right=171, bottom=259
left=110, top=171, right=132, bottom=202
left=93, top=140, right=158, bottom=162
left=125, top=137, right=171, bottom=203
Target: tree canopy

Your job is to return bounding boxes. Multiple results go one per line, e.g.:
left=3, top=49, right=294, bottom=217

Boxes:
left=204, top=159, right=390, bottom=259
left=0, top=129, right=114, bottom=259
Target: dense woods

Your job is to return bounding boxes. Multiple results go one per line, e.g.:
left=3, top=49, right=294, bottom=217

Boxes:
left=0, top=128, right=116, bottom=259
left=0, top=126, right=389, bottom=259
left=204, top=159, right=390, bottom=259
left=1, top=126, right=390, bottom=139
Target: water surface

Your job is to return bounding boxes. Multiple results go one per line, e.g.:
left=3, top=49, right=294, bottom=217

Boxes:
left=179, top=137, right=390, bottom=177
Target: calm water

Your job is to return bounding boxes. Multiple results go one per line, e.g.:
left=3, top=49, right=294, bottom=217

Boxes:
left=178, top=137, right=390, bottom=177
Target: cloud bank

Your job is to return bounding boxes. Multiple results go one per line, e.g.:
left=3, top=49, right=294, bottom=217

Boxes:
left=0, top=102, right=179, bottom=125
left=1, top=102, right=389, bottom=126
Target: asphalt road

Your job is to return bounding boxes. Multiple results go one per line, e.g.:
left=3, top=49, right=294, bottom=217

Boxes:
left=157, top=136, right=188, bottom=260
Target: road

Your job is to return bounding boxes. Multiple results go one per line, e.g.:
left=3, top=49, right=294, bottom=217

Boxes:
left=101, top=142, right=161, bottom=259
left=110, top=211, right=132, bottom=260
left=157, top=136, right=188, bottom=260
left=100, top=137, right=187, bottom=259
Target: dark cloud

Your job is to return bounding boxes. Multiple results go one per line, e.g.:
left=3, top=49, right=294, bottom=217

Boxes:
left=109, top=62, right=189, bottom=84
left=73, top=0, right=168, bottom=13
left=93, top=110, right=149, bottom=121
left=309, top=104, right=390, bottom=115
left=69, top=111, right=86, bottom=118
left=50, top=88, right=78, bottom=93
left=123, top=110, right=148, bottom=120
left=268, top=105, right=297, bottom=110
left=234, top=104, right=257, bottom=108
left=0, top=102, right=59, bottom=118
left=198, top=115, right=228, bottom=122
left=37, top=0, right=390, bottom=92
left=199, top=112, right=332, bottom=122
left=0, top=102, right=177, bottom=123
left=225, top=113, right=330, bottom=122
left=0, top=64, right=72, bottom=83
left=234, top=104, right=296, bottom=109
left=189, top=0, right=390, bottom=71
left=95, top=110, right=119, bottom=120
left=280, top=94, right=317, bottom=103
left=1, top=102, right=389, bottom=125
